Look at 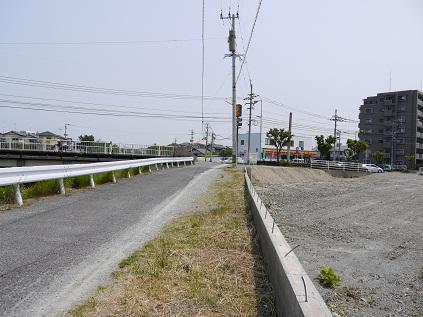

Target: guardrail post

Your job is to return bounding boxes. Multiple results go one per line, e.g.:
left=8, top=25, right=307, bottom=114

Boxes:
left=89, top=174, right=95, bottom=188
left=127, top=170, right=131, bottom=178
left=148, top=165, right=152, bottom=173
left=327, top=161, right=330, bottom=170
left=59, top=178, right=65, bottom=195
left=166, top=163, right=169, bottom=169
left=13, top=184, right=24, bottom=206
left=155, top=163, right=159, bottom=171
left=138, top=167, right=142, bottom=175
left=183, top=161, right=186, bottom=166
left=177, top=162, right=180, bottom=167
left=112, top=171, right=117, bottom=183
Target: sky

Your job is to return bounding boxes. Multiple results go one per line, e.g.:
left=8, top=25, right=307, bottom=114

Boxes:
left=0, top=0, right=422, bottom=147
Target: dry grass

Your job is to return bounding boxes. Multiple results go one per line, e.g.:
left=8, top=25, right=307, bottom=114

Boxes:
left=69, top=168, right=275, bottom=317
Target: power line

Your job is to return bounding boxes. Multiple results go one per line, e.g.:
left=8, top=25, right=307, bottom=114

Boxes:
left=236, top=0, right=264, bottom=84
left=0, top=75, right=225, bottom=101
left=0, top=99, right=233, bottom=122
left=0, top=37, right=224, bottom=46
left=0, top=92, right=227, bottom=116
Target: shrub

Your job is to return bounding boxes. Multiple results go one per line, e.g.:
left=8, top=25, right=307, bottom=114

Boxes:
left=319, top=265, right=341, bottom=288
left=0, top=186, right=15, bottom=204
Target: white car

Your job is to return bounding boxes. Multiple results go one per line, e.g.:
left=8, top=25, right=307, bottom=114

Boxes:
left=362, top=164, right=384, bottom=173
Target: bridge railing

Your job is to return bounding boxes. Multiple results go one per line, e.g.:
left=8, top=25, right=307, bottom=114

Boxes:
left=310, top=159, right=367, bottom=172
left=0, top=138, right=174, bottom=157
left=0, top=156, right=193, bottom=206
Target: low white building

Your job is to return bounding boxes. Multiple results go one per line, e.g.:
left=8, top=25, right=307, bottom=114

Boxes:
left=237, top=132, right=316, bottom=161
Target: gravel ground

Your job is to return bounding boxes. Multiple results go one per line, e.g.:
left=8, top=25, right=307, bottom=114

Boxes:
left=0, top=162, right=222, bottom=317
left=252, top=166, right=423, bottom=317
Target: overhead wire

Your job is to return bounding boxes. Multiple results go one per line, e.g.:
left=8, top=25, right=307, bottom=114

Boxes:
left=0, top=75, right=225, bottom=101
left=235, top=0, right=264, bottom=84
left=0, top=38, right=224, bottom=46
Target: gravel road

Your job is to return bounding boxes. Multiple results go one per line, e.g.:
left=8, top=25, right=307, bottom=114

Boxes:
left=253, top=167, right=423, bottom=317
left=0, top=162, right=222, bottom=317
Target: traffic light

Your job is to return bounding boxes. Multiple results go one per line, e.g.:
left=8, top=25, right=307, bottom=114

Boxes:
left=237, top=117, right=242, bottom=127
left=236, top=104, right=242, bottom=117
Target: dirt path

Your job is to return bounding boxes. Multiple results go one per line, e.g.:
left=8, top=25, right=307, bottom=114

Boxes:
left=253, top=166, right=423, bottom=317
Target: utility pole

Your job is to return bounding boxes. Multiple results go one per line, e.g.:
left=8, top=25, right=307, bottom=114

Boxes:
left=245, top=81, right=259, bottom=165
left=333, top=109, right=337, bottom=161
left=190, top=129, right=194, bottom=144
left=210, top=131, right=215, bottom=162
left=221, top=11, right=239, bottom=166
left=64, top=123, right=70, bottom=139
left=259, top=99, right=263, bottom=161
left=287, top=112, right=293, bottom=161
left=204, top=123, right=209, bottom=162
left=330, top=109, right=347, bottom=161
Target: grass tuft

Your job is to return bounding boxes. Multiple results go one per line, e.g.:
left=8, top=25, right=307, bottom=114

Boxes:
left=319, top=265, right=341, bottom=288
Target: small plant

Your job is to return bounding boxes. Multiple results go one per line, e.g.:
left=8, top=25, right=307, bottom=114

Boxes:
left=319, top=265, right=341, bottom=288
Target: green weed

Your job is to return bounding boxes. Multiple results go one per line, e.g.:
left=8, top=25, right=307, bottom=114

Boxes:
left=319, top=265, right=341, bottom=288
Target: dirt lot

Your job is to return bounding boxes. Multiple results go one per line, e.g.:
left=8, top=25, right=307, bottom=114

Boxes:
left=252, top=166, right=423, bottom=317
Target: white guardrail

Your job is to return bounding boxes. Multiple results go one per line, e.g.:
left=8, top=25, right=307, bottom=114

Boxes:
left=310, top=160, right=367, bottom=172
left=0, top=139, right=174, bottom=157
left=0, top=157, right=193, bottom=206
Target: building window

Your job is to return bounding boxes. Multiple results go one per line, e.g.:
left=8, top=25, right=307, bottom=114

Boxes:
left=365, top=118, right=373, bottom=124
left=255, top=148, right=258, bottom=152
left=399, top=95, right=408, bottom=102
left=240, top=140, right=244, bottom=145
left=365, top=108, right=372, bottom=113
left=299, top=141, right=304, bottom=148
left=290, top=141, right=294, bottom=147
left=265, top=138, right=270, bottom=145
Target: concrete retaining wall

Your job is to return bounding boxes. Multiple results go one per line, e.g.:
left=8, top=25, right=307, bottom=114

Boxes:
left=245, top=170, right=332, bottom=317
left=325, top=170, right=367, bottom=178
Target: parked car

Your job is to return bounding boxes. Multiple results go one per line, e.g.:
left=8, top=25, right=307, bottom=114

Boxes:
left=393, top=164, right=408, bottom=171
left=291, top=158, right=305, bottom=163
left=378, top=164, right=392, bottom=172
left=362, top=164, right=384, bottom=173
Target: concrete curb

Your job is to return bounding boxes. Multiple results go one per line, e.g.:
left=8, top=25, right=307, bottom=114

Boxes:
left=244, top=169, right=332, bottom=317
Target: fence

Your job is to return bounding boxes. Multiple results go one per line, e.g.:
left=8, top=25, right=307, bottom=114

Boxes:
left=310, top=160, right=367, bottom=172
left=244, top=168, right=332, bottom=317
left=0, top=156, right=193, bottom=206
left=0, top=138, right=174, bottom=157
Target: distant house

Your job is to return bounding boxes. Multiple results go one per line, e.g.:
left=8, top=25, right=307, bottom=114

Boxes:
left=37, top=131, right=68, bottom=147
left=0, top=131, right=39, bottom=143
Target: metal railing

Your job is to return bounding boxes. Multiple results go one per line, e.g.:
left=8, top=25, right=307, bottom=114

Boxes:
left=310, top=160, right=367, bottom=172
left=0, top=156, right=193, bottom=206
left=0, top=138, right=174, bottom=157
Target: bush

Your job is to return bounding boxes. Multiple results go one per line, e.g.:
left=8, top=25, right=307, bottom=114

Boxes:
left=22, top=180, right=60, bottom=199
left=0, top=186, right=15, bottom=204
left=319, top=265, right=341, bottom=288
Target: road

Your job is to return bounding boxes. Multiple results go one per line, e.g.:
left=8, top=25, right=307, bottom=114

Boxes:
left=0, top=162, right=221, bottom=317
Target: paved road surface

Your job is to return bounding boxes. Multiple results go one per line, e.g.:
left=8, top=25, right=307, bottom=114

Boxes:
left=0, top=162, right=221, bottom=316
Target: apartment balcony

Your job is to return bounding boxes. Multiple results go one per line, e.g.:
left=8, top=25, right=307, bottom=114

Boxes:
left=417, top=132, right=423, bottom=139
left=416, top=154, right=423, bottom=160
left=384, top=110, right=395, bottom=116
left=418, top=110, right=423, bottom=118
left=416, top=143, right=423, bottom=149
left=417, top=121, right=423, bottom=129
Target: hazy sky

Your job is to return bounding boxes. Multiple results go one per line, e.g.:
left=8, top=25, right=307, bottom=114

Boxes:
left=0, top=0, right=422, bottom=146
